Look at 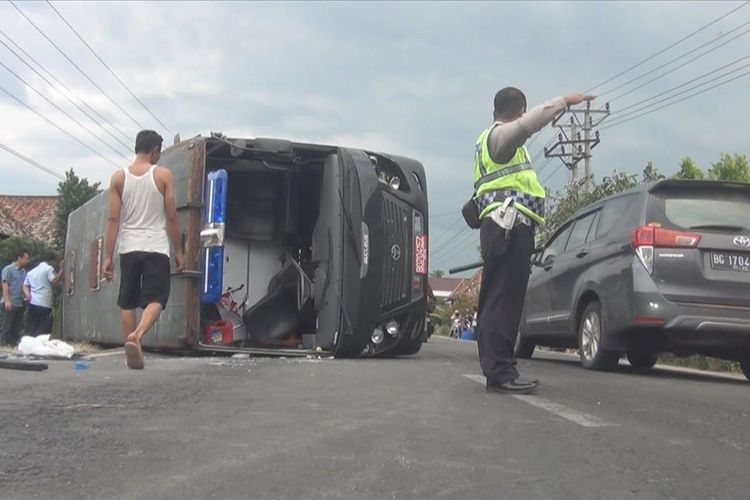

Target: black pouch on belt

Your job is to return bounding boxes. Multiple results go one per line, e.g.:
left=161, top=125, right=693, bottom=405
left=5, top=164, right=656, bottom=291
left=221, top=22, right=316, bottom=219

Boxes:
left=461, top=194, right=481, bottom=229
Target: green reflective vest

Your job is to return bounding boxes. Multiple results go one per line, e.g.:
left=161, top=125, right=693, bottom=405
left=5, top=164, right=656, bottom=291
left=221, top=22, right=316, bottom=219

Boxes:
left=472, top=126, right=546, bottom=225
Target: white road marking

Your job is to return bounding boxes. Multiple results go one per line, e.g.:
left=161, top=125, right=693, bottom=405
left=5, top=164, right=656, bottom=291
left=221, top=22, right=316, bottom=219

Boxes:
left=463, top=374, right=617, bottom=428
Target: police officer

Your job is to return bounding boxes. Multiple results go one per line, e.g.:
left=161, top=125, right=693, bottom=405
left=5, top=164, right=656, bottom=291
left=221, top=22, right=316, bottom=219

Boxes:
left=474, top=88, right=594, bottom=394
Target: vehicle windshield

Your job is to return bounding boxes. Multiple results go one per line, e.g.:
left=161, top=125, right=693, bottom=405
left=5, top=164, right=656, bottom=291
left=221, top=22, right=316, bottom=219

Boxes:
left=649, top=188, right=750, bottom=231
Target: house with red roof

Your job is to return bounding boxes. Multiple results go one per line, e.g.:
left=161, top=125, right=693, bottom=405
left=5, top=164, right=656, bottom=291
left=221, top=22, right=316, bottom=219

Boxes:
left=0, top=195, right=58, bottom=246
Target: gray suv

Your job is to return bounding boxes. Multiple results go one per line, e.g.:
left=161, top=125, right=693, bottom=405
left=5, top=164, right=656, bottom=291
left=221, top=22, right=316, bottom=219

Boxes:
left=516, top=179, right=750, bottom=380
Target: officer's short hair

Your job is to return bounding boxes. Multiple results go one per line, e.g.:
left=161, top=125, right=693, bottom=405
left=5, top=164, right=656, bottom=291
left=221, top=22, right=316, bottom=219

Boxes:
left=494, top=87, right=527, bottom=119
left=15, top=248, right=30, bottom=260
left=135, top=130, right=163, bottom=154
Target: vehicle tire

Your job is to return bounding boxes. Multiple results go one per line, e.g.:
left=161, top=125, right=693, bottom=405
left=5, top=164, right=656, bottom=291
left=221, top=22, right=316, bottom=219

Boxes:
left=578, top=301, right=620, bottom=371
left=740, top=359, right=750, bottom=381
left=627, top=351, right=658, bottom=370
left=514, top=318, right=535, bottom=359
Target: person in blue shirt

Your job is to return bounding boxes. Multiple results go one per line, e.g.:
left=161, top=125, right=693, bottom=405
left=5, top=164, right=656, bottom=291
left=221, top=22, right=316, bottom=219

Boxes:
left=23, top=252, right=63, bottom=335
left=1, top=248, right=31, bottom=346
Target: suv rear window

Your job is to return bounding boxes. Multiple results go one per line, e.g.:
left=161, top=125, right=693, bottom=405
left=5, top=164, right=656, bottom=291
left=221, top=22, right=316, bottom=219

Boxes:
left=648, top=186, right=750, bottom=231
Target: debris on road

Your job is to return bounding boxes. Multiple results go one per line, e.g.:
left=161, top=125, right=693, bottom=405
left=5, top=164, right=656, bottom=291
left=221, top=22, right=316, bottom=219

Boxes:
left=18, top=335, right=75, bottom=359
left=0, top=354, right=49, bottom=371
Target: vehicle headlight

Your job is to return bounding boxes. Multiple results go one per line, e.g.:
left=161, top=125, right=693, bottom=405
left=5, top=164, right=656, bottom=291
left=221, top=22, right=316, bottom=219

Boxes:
left=371, top=328, right=385, bottom=344
left=385, top=320, right=399, bottom=337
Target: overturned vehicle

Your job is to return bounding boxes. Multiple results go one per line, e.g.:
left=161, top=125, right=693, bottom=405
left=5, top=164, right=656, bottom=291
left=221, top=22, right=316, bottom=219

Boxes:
left=62, top=134, right=429, bottom=357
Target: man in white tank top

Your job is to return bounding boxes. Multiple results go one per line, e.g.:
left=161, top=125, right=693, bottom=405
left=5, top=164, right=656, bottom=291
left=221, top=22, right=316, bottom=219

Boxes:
left=103, top=130, right=185, bottom=369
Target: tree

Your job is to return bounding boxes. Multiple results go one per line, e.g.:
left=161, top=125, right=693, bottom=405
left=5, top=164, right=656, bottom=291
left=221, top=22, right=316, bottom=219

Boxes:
left=675, top=157, right=704, bottom=180
left=0, top=235, right=55, bottom=269
left=429, top=269, right=445, bottom=278
left=708, top=153, right=750, bottom=183
left=540, top=165, right=664, bottom=242
left=54, top=169, right=101, bottom=251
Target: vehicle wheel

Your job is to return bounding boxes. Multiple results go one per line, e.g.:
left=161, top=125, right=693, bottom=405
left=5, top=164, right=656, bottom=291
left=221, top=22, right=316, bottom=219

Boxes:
left=514, top=319, right=535, bottom=359
left=627, top=351, right=658, bottom=370
left=740, top=359, right=750, bottom=381
left=578, top=301, right=620, bottom=371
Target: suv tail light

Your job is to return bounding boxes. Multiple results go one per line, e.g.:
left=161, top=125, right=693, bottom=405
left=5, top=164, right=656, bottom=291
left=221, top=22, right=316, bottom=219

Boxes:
left=631, top=225, right=701, bottom=274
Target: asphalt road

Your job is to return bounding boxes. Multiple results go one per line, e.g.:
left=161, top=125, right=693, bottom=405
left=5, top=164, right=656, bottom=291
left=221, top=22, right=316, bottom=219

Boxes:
left=1, top=336, right=749, bottom=500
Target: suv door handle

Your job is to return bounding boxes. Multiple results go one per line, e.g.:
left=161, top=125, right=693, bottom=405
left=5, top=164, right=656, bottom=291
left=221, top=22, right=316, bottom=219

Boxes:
left=576, top=249, right=588, bottom=258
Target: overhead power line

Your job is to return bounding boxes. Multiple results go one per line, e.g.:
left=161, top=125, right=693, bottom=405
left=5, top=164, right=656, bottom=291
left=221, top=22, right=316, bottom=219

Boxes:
left=541, top=161, right=567, bottom=185
left=0, top=30, right=133, bottom=146
left=431, top=230, right=480, bottom=268
left=601, top=68, right=750, bottom=130
left=0, top=83, right=119, bottom=166
left=46, top=1, right=172, bottom=134
left=429, top=215, right=463, bottom=248
left=604, top=20, right=750, bottom=101
left=10, top=1, right=147, bottom=131
left=0, top=142, right=64, bottom=180
left=430, top=226, right=474, bottom=258
left=607, top=56, right=750, bottom=124
left=585, top=1, right=750, bottom=93
left=616, top=55, right=750, bottom=113
left=0, top=61, right=130, bottom=162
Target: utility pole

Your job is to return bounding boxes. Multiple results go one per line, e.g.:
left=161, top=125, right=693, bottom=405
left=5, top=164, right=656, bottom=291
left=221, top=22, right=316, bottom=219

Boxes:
left=544, top=102, right=610, bottom=191
left=583, top=101, right=592, bottom=192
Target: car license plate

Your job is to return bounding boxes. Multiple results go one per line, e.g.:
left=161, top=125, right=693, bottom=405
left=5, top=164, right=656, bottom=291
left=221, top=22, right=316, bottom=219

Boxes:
left=710, top=252, right=750, bottom=272
left=415, top=235, right=427, bottom=275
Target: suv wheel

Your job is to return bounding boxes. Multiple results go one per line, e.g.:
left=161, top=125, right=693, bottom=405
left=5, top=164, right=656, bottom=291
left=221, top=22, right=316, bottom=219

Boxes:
left=578, top=301, right=620, bottom=371
left=514, top=318, right=535, bottom=359
left=627, top=351, right=658, bottom=370
left=740, top=359, right=750, bottom=381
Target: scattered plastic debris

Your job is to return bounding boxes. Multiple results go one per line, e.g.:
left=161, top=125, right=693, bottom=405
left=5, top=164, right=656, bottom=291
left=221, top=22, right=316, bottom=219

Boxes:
left=18, top=335, right=75, bottom=359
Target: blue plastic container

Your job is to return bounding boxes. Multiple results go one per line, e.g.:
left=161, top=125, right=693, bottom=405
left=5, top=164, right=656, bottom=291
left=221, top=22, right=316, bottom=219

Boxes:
left=460, top=329, right=476, bottom=341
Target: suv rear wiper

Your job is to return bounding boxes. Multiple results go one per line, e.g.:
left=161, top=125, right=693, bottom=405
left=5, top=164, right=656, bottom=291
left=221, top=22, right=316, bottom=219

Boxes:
left=689, top=224, right=749, bottom=232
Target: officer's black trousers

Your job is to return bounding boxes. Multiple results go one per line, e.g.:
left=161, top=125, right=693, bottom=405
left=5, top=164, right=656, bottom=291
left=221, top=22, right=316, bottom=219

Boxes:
left=477, top=218, right=534, bottom=384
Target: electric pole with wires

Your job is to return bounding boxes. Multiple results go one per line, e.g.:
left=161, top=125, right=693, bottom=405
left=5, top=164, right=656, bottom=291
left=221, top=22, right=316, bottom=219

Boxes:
left=544, top=101, right=610, bottom=191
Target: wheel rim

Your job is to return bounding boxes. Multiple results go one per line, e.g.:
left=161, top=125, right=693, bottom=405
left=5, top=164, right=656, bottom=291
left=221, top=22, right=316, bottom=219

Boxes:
left=581, top=310, right=601, bottom=361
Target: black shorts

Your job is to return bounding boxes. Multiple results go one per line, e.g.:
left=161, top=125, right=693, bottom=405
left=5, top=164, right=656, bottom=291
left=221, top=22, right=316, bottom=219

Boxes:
left=117, top=252, right=171, bottom=310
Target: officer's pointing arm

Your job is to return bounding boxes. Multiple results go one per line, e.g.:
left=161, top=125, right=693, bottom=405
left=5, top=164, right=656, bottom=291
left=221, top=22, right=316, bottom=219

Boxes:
left=487, top=96, right=567, bottom=163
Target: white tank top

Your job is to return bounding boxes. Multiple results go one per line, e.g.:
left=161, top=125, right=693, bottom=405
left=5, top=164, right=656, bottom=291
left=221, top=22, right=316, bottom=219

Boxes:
left=118, top=165, right=170, bottom=256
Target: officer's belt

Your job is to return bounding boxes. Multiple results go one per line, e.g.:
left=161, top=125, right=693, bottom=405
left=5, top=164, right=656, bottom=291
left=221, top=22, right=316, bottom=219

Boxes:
left=474, top=190, right=545, bottom=219
left=473, top=162, right=533, bottom=190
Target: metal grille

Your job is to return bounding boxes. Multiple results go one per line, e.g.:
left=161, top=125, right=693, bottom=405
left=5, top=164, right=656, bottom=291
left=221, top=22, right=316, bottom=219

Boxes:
left=381, top=193, right=411, bottom=309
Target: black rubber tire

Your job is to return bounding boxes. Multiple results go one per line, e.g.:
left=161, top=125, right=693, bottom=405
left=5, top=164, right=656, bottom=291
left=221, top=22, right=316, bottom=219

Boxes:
left=0, top=359, right=49, bottom=371
left=514, top=317, right=535, bottom=359
left=578, top=301, right=620, bottom=371
left=627, top=351, right=658, bottom=370
left=740, top=359, right=750, bottom=382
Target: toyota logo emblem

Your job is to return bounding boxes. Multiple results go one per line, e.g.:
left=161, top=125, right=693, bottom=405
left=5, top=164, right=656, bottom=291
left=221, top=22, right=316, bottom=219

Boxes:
left=733, top=235, right=750, bottom=248
left=391, top=244, right=402, bottom=261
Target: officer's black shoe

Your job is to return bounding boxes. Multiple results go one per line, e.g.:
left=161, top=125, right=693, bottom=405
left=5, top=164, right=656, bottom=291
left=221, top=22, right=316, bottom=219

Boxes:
left=486, top=377, right=540, bottom=395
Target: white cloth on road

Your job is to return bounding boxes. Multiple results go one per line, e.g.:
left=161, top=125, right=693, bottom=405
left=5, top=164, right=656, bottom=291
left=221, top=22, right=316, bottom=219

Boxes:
left=18, top=334, right=75, bottom=358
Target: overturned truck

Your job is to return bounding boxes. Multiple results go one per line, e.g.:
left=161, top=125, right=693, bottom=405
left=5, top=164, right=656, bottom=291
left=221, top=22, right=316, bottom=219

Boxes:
left=62, top=134, right=429, bottom=357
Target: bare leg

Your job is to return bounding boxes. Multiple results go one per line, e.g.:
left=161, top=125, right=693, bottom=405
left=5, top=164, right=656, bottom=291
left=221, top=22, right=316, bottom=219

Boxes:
left=121, top=309, right=137, bottom=343
left=127, top=302, right=163, bottom=344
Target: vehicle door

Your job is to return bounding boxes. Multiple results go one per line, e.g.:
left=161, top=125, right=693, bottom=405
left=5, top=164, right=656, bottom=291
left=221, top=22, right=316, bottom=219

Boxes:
left=548, top=210, right=600, bottom=334
left=524, top=222, right=573, bottom=334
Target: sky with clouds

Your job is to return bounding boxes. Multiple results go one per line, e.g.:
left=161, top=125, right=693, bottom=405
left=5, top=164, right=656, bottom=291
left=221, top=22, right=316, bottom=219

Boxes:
left=1, top=1, right=748, bottom=274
